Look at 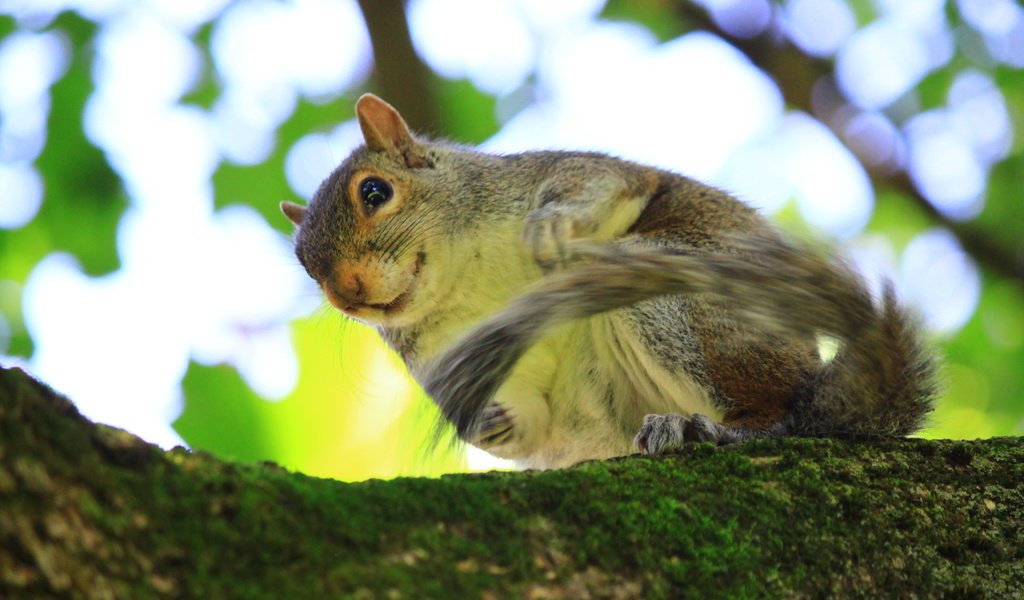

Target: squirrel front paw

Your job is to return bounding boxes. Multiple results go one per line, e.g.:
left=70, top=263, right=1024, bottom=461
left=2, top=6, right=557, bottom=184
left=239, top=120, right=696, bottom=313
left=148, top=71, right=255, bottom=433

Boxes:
left=633, top=413, right=723, bottom=455
left=523, top=205, right=597, bottom=271
left=467, top=402, right=516, bottom=448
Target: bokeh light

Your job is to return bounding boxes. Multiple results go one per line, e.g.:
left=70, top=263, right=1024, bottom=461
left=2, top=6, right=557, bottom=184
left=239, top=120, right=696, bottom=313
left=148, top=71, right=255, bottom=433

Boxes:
left=0, top=163, right=43, bottom=228
left=783, top=0, right=856, bottom=58
left=901, top=228, right=981, bottom=335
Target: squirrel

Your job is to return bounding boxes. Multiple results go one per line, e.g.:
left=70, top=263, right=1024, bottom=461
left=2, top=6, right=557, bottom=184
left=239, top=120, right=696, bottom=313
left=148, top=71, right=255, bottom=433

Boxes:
left=281, top=94, right=937, bottom=470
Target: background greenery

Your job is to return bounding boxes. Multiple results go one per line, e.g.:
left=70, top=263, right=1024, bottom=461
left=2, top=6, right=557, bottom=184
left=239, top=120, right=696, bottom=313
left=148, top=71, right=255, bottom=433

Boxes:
left=1, top=0, right=1021, bottom=481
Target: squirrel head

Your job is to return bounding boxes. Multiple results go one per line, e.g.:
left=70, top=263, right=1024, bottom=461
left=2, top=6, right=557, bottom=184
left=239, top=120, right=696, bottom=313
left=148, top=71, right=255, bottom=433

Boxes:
left=281, top=94, right=451, bottom=328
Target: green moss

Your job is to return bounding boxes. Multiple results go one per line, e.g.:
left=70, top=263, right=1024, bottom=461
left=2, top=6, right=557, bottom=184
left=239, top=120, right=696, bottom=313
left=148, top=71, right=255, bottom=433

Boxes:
left=1, top=365, right=1023, bottom=598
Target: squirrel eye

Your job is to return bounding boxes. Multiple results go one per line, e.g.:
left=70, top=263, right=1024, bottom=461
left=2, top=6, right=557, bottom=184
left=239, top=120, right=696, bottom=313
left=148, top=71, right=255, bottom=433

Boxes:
left=359, top=177, right=393, bottom=212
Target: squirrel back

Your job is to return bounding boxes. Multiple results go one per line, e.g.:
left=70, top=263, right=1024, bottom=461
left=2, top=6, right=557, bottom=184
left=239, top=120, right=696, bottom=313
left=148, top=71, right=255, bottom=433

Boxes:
left=283, top=94, right=938, bottom=468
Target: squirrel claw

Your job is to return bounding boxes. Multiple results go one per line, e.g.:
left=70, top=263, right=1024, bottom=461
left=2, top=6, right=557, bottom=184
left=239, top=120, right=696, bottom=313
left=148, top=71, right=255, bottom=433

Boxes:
left=469, top=403, right=515, bottom=448
left=634, top=413, right=722, bottom=455
left=524, top=208, right=588, bottom=272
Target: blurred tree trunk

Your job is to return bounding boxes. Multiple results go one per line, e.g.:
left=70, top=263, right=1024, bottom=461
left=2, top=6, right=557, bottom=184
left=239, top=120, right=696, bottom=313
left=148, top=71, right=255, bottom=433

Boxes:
left=356, top=0, right=442, bottom=134
left=1, top=365, right=1021, bottom=598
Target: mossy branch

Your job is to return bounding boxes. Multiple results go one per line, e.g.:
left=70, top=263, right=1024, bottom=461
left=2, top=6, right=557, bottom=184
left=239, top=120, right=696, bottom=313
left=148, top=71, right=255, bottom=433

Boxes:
left=0, top=365, right=1021, bottom=598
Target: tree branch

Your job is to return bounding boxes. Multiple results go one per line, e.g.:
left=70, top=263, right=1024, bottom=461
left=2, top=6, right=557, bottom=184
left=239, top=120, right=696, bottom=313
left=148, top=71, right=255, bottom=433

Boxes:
left=2, top=365, right=1023, bottom=597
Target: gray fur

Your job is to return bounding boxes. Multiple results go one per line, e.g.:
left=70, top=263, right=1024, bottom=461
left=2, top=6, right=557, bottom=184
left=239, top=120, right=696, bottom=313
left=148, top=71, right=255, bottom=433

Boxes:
left=423, top=239, right=937, bottom=445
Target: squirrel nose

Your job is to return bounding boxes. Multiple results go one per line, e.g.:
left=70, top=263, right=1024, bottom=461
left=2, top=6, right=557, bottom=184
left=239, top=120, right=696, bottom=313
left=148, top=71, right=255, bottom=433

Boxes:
left=325, top=272, right=366, bottom=310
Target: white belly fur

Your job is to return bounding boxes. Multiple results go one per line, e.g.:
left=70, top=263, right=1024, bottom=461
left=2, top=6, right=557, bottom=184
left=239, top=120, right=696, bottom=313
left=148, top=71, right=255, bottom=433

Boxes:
left=489, top=312, right=721, bottom=470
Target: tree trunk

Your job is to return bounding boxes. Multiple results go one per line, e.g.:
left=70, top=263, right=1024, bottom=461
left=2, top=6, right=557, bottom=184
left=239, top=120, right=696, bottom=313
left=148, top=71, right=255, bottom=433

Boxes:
left=1, top=365, right=1021, bottom=598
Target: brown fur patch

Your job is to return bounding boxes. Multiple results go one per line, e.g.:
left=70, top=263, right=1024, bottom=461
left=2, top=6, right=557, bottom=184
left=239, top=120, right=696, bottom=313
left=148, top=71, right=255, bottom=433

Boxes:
left=694, top=306, right=819, bottom=431
left=630, top=175, right=762, bottom=247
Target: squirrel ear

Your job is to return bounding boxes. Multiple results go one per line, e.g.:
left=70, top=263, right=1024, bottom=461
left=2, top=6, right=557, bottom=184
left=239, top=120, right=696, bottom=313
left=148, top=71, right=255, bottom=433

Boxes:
left=280, top=201, right=306, bottom=227
left=355, top=94, right=415, bottom=154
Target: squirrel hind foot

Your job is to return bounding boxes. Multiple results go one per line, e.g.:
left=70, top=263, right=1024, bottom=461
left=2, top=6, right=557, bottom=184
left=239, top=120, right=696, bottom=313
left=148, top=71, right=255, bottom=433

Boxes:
left=633, top=412, right=783, bottom=454
left=634, top=413, right=724, bottom=455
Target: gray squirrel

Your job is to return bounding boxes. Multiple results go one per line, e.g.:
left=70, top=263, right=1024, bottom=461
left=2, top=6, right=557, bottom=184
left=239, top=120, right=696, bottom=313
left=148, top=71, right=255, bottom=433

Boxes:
left=281, top=94, right=937, bottom=469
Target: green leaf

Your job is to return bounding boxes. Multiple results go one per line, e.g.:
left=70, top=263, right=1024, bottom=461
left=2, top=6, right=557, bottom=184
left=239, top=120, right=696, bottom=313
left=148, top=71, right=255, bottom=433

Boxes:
left=978, top=136, right=1024, bottom=258
left=916, top=64, right=957, bottom=111
left=867, top=188, right=933, bottom=251
left=0, top=15, right=15, bottom=38
left=847, top=0, right=879, bottom=27
left=601, top=0, right=689, bottom=42
left=179, top=21, right=219, bottom=110
left=928, top=278, right=1024, bottom=438
left=175, top=362, right=278, bottom=463
left=435, top=78, right=500, bottom=144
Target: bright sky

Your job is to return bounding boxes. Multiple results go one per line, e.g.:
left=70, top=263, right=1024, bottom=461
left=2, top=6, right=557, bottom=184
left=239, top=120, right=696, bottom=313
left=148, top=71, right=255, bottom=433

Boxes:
left=0, top=0, right=1017, bottom=453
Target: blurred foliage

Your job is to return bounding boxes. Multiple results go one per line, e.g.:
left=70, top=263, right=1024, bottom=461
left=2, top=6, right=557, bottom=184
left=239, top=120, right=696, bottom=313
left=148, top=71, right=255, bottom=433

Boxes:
left=0, top=13, right=123, bottom=358
left=211, top=96, right=356, bottom=226
left=32, top=13, right=124, bottom=278
left=1, top=1, right=1022, bottom=483
left=600, top=0, right=691, bottom=42
left=175, top=317, right=464, bottom=480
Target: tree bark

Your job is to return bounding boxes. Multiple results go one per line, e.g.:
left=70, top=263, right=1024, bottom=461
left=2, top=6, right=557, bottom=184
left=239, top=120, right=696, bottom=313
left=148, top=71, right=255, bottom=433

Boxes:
left=1, top=365, right=1021, bottom=599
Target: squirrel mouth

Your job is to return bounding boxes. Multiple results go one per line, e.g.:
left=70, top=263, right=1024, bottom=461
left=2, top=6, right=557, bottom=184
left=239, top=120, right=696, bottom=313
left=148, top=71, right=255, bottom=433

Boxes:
left=371, top=289, right=412, bottom=313
left=368, top=252, right=424, bottom=314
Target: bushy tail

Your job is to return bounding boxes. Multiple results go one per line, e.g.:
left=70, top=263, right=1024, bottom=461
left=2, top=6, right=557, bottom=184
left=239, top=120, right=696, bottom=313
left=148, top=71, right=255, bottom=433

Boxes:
left=424, top=239, right=937, bottom=441
left=789, top=283, right=937, bottom=436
